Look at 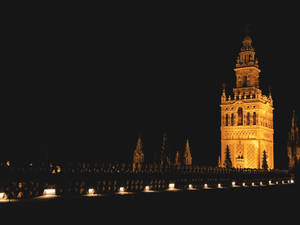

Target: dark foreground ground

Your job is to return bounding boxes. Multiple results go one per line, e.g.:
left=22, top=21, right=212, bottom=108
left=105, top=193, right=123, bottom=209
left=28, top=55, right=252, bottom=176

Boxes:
left=1, top=184, right=299, bottom=223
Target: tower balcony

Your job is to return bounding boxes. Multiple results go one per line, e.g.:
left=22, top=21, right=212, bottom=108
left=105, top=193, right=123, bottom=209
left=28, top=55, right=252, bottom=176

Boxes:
left=221, top=92, right=272, bottom=105
left=235, top=61, right=258, bottom=68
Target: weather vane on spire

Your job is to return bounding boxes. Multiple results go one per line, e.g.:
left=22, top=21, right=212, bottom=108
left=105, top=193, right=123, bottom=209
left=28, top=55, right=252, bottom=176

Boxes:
left=244, top=24, right=251, bottom=36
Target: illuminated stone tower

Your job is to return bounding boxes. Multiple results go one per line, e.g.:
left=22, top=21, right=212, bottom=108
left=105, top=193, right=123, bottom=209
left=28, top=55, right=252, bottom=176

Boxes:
left=220, top=35, right=274, bottom=169
left=287, top=110, right=300, bottom=169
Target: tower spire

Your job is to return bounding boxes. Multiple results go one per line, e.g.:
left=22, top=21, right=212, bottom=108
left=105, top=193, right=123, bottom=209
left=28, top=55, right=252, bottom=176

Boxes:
left=183, top=138, right=192, bottom=165
left=236, top=34, right=258, bottom=68
left=234, top=32, right=261, bottom=90
left=235, top=24, right=258, bottom=70
left=174, top=151, right=181, bottom=166
left=292, top=110, right=296, bottom=129
left=222, top=83, right=226, bottom=95
left=287, top=110, right=300, bottom=168
left=268, top=86, right=273, bottom=104
left=160, top=132, right=169, bottom=167
left=132, top=135, right=144, bottom=172
left=221, top=83, right=226, bottom=103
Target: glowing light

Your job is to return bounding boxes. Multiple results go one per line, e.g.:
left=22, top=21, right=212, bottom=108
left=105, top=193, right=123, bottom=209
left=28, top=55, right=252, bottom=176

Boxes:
left=0, top=192, right=7, bottom=200
left=282, top=180, right=285, bottom=184
left=218, top=183, right=222, bottom=188
left=143, top=185, right=155, bottom=193
left=119, top=187, right=125, bottom=192
left=204, top=184, right=208, bottom=189
left=6, top=161, right=10, bottom=167
left=232, top=181, right=236, bottom=186
left=88, top=188, right=95, bottom=195
left=168, top=183, right=175, bottom=189
left=276, top=181, right=278, bottom=184
left=268, top=180, right=272, bottom=185
left=43, top=188, right=56, bottom=196
left=188, top=184, right=193, bottom=189
left=242, top=182, right=246, bottom=187
left=291, top=179, right=294, bottom=184
left=116, top=186, right=132, bottom=195
left=251, top=182, right=255, bottom=186
left=260, top=181, right=263, bottom=186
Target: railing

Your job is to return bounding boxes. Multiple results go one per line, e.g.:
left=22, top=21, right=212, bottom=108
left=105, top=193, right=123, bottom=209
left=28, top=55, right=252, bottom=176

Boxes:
left=0, top=161, right=294, bottom=201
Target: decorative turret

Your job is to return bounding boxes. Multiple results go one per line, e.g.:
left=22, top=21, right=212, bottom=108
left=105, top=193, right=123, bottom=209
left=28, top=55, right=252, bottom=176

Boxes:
left=221, top=84, right=226, bottom=103
left=268, top=87, right=273, bottom=105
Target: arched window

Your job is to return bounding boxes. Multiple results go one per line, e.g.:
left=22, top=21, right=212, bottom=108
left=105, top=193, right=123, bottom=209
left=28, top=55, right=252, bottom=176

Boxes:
left=231, top=113, right=234, bottom=126
left=253, top=112, right=256, bottom=125
left=225, top=114, right=229, bottom=126
left=243, top=76, right=247, bottom=87
left=247, top=112, right=250, bottom=125
left=238, top=108, right=243, bottom=126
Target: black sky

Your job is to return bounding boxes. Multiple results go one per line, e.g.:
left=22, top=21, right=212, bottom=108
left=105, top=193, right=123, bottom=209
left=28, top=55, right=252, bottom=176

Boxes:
left=2, top=5, right=300, bottom=168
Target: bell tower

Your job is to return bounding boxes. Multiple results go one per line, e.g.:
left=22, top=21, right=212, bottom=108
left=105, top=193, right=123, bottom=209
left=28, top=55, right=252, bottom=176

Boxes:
left=235, top=35, right=260, bottom=89
left=220, top=34, right=274, bottom=169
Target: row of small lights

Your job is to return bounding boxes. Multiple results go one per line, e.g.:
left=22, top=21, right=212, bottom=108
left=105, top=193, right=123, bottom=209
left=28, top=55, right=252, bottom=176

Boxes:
left=101, top=179, right=294, bottom=192
left=0, top=179, right=295, bottom=201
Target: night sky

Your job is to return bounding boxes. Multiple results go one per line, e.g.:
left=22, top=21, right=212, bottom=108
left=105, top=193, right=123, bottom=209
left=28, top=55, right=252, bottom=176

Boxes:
left=2, top=6, right=300, bottom=168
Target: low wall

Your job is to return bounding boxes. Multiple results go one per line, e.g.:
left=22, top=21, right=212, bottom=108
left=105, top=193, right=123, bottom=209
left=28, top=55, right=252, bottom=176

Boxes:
left=0, top=162, right=293, bottom=199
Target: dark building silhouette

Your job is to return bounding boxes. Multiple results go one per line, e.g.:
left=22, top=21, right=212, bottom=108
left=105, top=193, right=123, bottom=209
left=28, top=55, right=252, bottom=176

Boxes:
left=287, top=111, right=300, bottom=169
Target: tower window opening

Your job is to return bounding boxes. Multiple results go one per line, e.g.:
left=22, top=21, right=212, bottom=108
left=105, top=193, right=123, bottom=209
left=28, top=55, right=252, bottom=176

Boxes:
left=225, top=114, right=229, bottom=126
left=253, top=112, right=257, bottom=125
left=238, top=108, right=243, bottom=126
left=231, top=113, right=234, bottom=126
left=237, top=154, right=244, bottom=160
left=243, top=76, right=247, bottom=87
left=247, top=112, right=250, bottom=125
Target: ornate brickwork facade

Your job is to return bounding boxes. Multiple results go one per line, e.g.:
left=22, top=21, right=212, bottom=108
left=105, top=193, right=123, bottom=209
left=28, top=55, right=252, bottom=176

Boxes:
left=220, top=35, right=274, bottom=169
